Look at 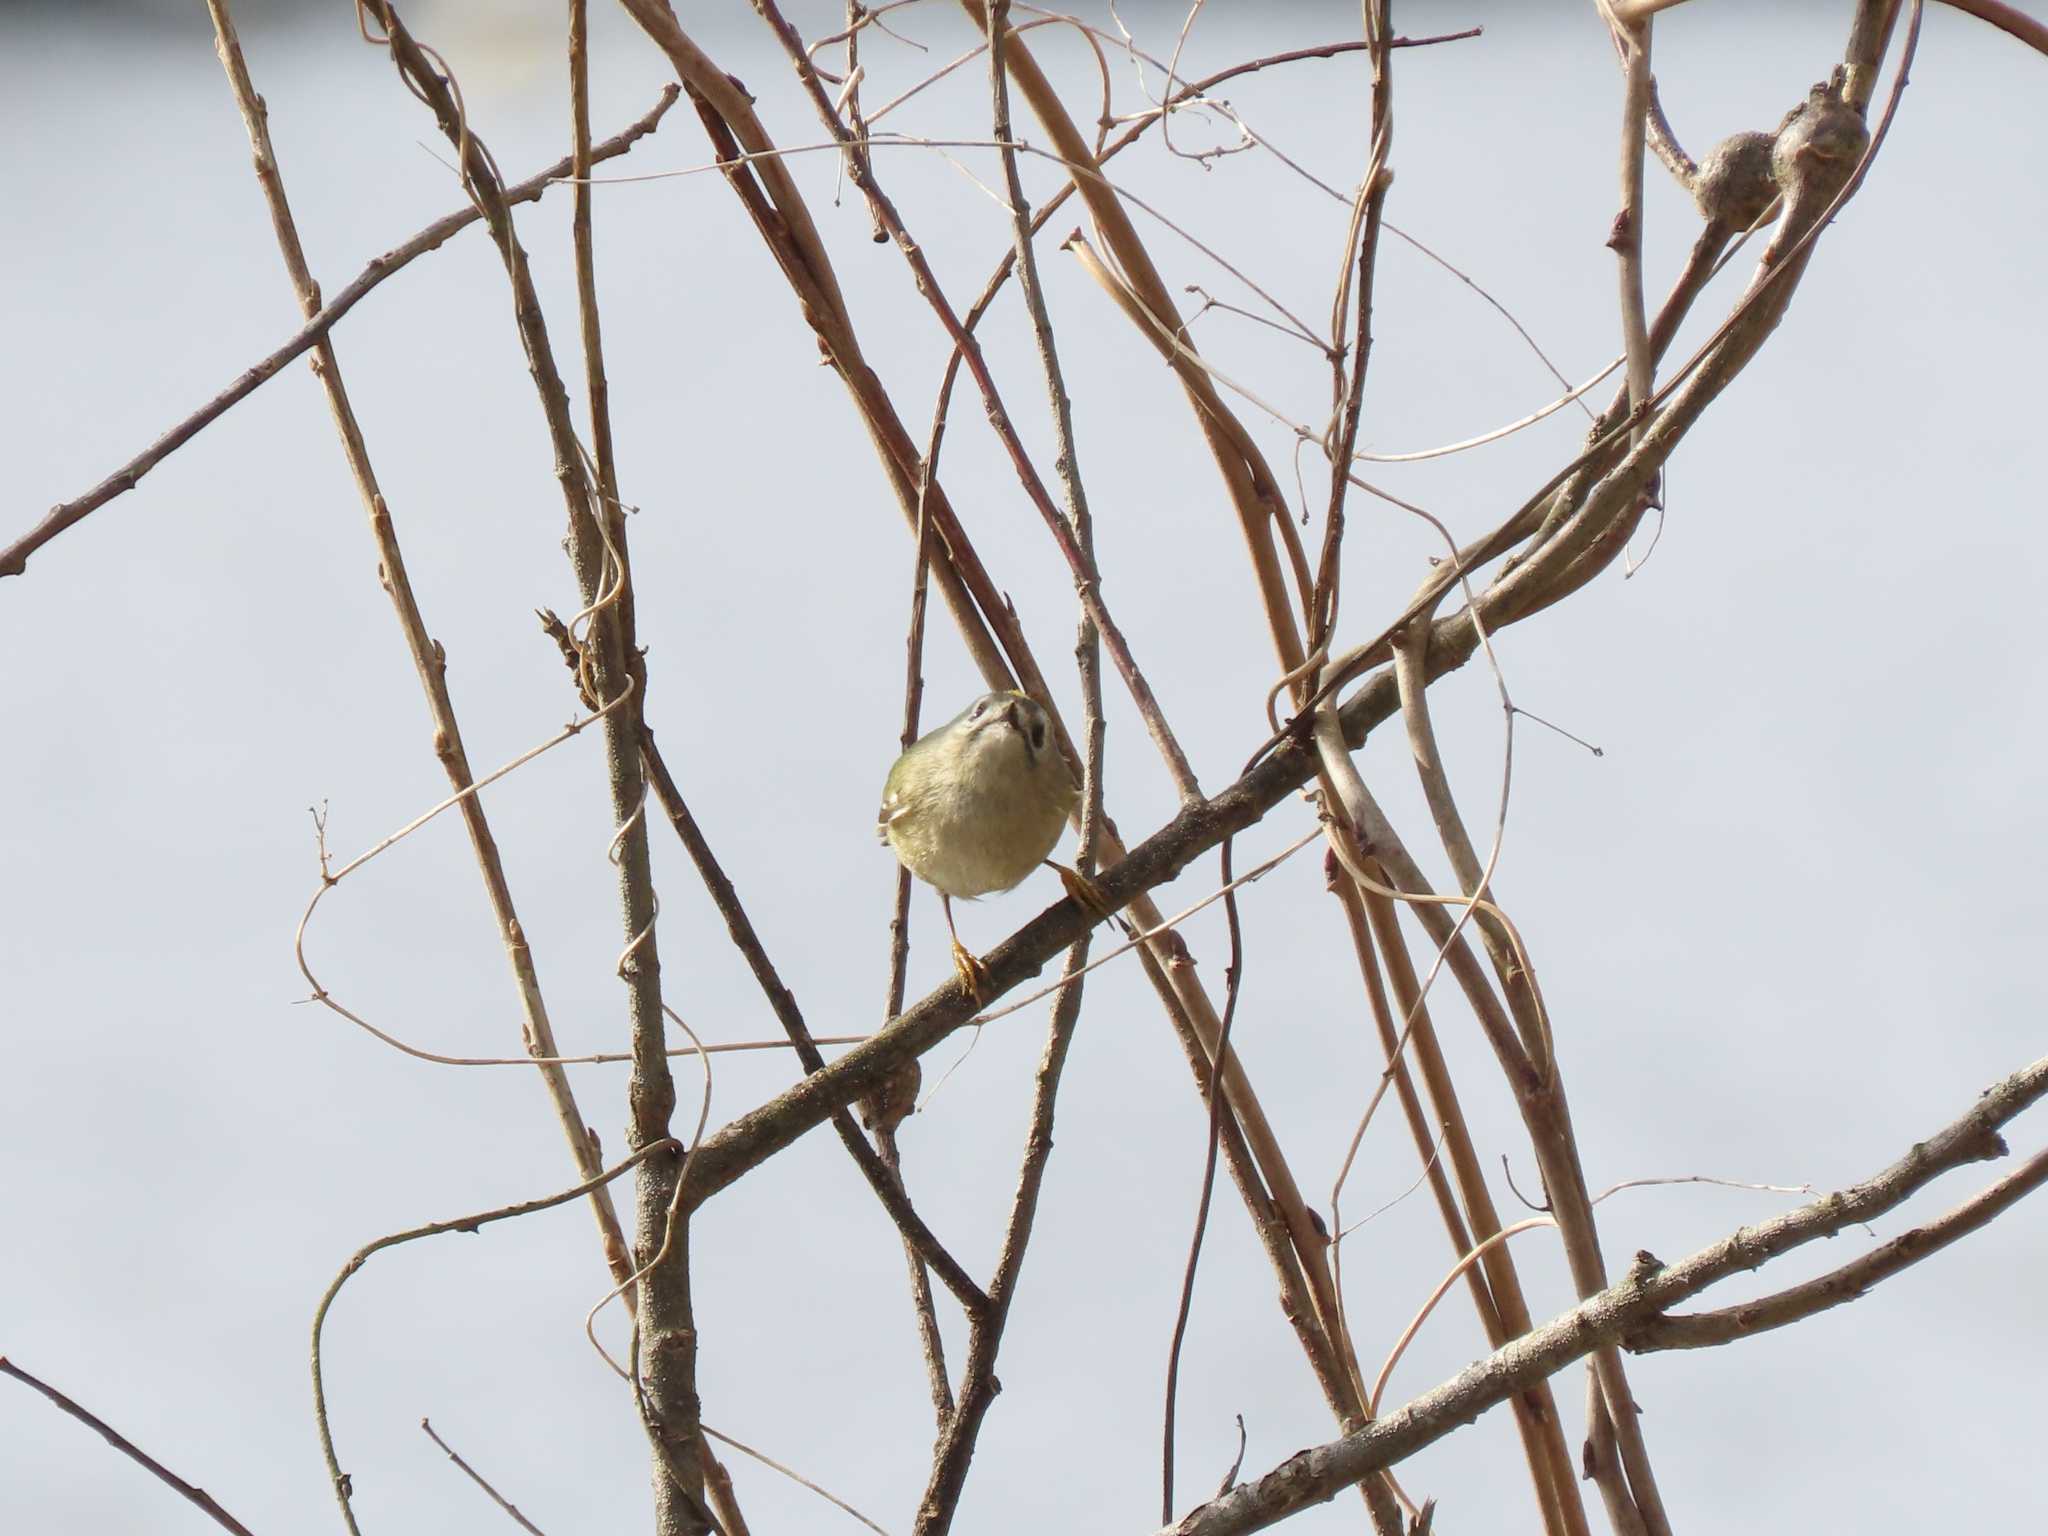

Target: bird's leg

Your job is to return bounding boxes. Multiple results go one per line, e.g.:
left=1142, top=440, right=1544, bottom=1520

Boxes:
left=941, top=893, right=990, bottom=1003
left=1046, top=859, right=1128, bottom=933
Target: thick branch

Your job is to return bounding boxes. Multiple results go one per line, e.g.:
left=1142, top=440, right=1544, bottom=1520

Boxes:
left=1161, top=1053, right=2048, bottom=1536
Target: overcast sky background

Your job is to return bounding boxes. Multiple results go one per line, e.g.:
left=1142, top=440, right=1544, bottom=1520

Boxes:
left=4, top=1, right=2045, bottom=1533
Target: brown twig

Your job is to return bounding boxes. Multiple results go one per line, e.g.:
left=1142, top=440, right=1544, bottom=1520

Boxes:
left=1634, top=1144, right=2048, bottom=1350
left=1935, top=0, right=2048, bottom=56
left=1642, top=73, right=1696, bottom=191
left=750, top=0, right=1200, bottom=806
left=1167, top=9, right=1405, bottom=1532
left=963, top=0, right=1355, bottom=1414
left=1604, top=5, right=1657, bottom=457
left=1163, top=1051, right=2048, bottom=1536
left=1322, top=871, right=1597, bottom=1531
left=0, top=87, right=677, bottom=582
left=312, top=1142, right=677, bottom=1536
left=420, top=1417, right=549, bottom=1535
left=638, top=1, right=1357, bottom=1468
left=1161, top=833, right=1280, bottom=1527
left=841, top=0, right=889, bottom=242
left=876, top=1126, right=955, bottom=1425
left=875, top=390, right=957, bottom=1426
left=1373, top=677, right=1586, bottom=1532
left=634, top=728, right=987, bottom=1313
left=915, top=916, right=1097, bottom=1536
left=203, top=0, right=640, bottom=1308
left=696, top=1438, right=755, bottom=1536
left=1321, top=736, right=1678, bottom=1535
left=1310, top=1, right=1394, bottom=654
left=700, top=1424, right=888, bottom=1535
left=0, top=1358, right=259, bottom=1536
left=909, top=22, right=1111, bottom=1528
left=957, top=0, right=1316, bottom=678
left=355, top=6, right=700, bottom=1522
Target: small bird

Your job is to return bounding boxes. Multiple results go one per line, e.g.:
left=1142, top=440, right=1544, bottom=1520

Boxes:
left=879, top=690, right=1086, bottom=998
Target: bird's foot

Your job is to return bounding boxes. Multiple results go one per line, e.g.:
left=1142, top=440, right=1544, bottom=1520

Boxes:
left=950, top=937, right=991, bottom=1004
left=1047, top=860, right=1123, bottom=930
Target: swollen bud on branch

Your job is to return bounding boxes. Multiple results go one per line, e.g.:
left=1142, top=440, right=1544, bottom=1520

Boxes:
left=1691, top=130, right=1777, bottom=230
left=1771, top=82, right=1870, bottom=205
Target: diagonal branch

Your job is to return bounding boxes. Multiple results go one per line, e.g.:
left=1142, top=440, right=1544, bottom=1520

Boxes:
left=636, top=728, right=987, bottom=1313
left=1161, top=1052, right=2048, bottom=1536
left=0, top=87, right=677, bottom=582
left=749, top=0, right=1200, bottom=804
left=0, top=1358, right=260, bottom=1536
left=1629, top=1143, right=2048, bottom=1351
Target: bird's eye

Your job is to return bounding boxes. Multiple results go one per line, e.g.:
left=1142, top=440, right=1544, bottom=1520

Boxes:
left=1030, top=720, right=1047, bottom=750
left=968, top=699, right=988, bottom=720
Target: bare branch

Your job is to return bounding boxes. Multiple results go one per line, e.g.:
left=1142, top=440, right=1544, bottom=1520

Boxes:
left=636, top=728, right=988, bottom=1314
left=356, top=4, right=697, bottom=1521
left=313, top=1142, right=678, bottom=1536
left=1162, top=1052, right=2048, bottom=1536
left=1936, top=0, right=2048, bottom=57
left=420, top=1418, right=549, bottom=1536
left=0, top=88, right=678, bottom=582
left=1630, top=1144, right=2048, bottom=1350
left=204, top=0, right=642, bottom=1312
left=0, top=1359, right=260, bottom=1536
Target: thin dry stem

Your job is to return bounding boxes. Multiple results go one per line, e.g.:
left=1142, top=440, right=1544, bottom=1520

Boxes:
left=421, top=1417, right=549, bottom=1535
left=313, top=1142, right=675, bottom=1536
left=0, top=1359, right=259, bottom=1536
left=0, top=89, right=677, bottom=581
left=357, top=6, right=699, bottom=1521
left=204, top=0, right=639, bottom=1306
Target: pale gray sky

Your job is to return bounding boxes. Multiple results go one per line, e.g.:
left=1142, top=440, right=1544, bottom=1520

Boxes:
left=4, top=2, right=2044, bottom=1533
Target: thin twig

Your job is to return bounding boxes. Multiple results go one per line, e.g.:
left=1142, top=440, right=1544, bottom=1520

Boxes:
left=962, top=0, right=1361, bottom=1418
left=1935, top=0, right=2048, bottom=56
left=0, top=1359, right=259, bottom=1536
left=204, top=0, right=640, bottom=1305
left=668, top=2, right=1360, bottom=1470
left=1159, top=831, right=1253, bottom=1525
left=1603, top=3, right=1657, bottom=453
left=701, top=1424, right=894, bottom=1536
left=1642, top=72, right=1696, bottom=190
left=0, top=87, right=677, bottom=581
left=875, top=384, right=956, bottom=1425
left=910, top=18, right=1110, bottom=1529
left=420, top=1418, right=549, bottom=1535
left=635, top=727, right=988, bottom=1314
left=357, top=7, right=700, bottom=1520
left=312, top=1142, right=676, bottom=1536
left=752, top=0, right=1201, bottom=805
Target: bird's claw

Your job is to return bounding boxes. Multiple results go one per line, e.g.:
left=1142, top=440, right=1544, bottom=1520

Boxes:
left=1048, top=860, right=1117, bottom=926
left=950, top=938, right=991, bottom=1004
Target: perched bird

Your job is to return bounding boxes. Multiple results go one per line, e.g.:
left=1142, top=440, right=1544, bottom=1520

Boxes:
left=879, top=690, right=1088, bottom=997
